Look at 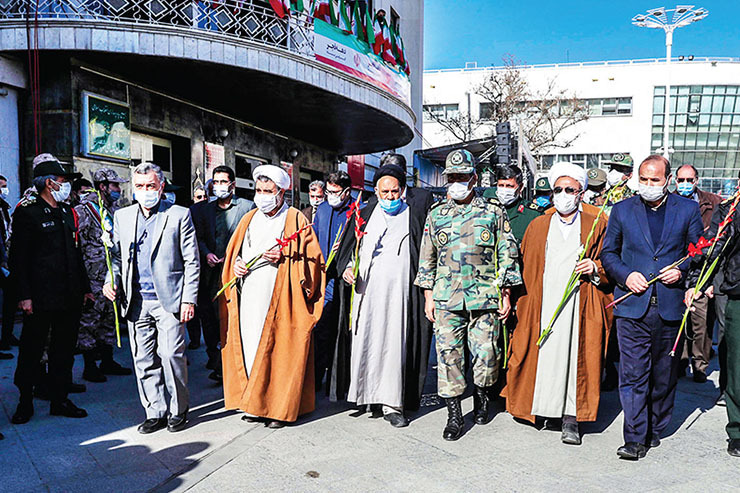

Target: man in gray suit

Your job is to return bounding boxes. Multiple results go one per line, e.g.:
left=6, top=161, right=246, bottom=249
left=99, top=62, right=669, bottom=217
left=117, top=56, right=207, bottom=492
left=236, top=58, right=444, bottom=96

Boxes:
left=103, top=162, right=200, bottom=434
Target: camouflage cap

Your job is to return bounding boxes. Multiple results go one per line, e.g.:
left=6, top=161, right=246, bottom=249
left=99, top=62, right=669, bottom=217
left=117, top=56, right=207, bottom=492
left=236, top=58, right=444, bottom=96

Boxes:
left=92, top=167, right=128, bottom=184
left=442, top=149, right=476, bottom=175
left=602, top=153, right=634, bottom=171
left=587, top=168, right=607, bottom=187
left=535, top=176, right=549, bottom=191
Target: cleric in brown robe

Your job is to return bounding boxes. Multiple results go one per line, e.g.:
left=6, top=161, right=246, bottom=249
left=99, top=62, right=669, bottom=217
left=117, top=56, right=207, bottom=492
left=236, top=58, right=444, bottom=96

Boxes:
left=502, top=162, right=613, bottom=445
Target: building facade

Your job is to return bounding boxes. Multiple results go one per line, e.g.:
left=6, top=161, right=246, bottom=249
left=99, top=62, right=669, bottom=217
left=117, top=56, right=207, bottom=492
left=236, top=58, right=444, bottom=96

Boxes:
left=0, top=0, right=422, bottom=208
left=423, top=58, right=740, bottom=195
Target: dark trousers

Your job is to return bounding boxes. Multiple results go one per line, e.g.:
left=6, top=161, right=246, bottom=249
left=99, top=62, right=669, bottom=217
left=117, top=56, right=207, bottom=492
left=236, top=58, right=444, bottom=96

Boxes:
left=314, top=298, right=338, bottom=387
left=14, top=308, right=80, bottom=403
left=199, top=294, right=221, bottom=366
left=186, top=309, right=202, bottom=345
left=725, top=298, right=740, bottom=439
left=616, top=305, right=682, bottom=444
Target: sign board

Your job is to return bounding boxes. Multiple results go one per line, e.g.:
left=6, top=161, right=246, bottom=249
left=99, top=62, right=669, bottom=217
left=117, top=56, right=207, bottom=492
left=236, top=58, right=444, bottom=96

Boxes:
left=81, top=92, right=130, bottom=161
left=346, top=155, right=365, bottom=190
left=204, top=142, right=225, bottom=181
left=313, top=20, right=411, bottom=105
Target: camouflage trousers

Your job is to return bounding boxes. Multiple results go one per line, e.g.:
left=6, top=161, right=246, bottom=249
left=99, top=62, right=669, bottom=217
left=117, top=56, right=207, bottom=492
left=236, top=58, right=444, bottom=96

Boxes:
left=435, top=309, right=501, bottom=398
left=77, top=281, right=117, bottom=351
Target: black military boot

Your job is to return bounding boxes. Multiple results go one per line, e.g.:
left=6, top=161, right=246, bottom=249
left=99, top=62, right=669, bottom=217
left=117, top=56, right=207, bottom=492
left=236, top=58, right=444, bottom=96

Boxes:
left=443, top=397, right=464, bottom=441
left=82, top=350, right=107, bottom=383
left=472, top=386, right=491, bottom=425
left=99, top=345, right=132, bottom=376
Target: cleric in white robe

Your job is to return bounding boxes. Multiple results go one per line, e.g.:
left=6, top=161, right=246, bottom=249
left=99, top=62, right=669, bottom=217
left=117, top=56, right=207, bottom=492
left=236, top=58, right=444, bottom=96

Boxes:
left=330, top=156, right=434, bottom=428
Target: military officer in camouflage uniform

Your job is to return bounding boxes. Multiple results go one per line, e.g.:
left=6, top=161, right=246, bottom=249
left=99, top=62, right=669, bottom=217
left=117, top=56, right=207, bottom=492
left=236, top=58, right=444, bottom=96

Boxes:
left=415, top=149, right=522, bottom=441
left=604, top=154, right=636, bottom=213
left=75, top=168, right=132, bottom=383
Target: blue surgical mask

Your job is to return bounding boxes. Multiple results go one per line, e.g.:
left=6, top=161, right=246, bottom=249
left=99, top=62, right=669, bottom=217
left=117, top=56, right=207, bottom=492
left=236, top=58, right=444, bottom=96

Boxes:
left=535, top=195, right=551, bottom=208
left=379, top=197, right=403, bottom=215
left=108, top=190, right=121, bottom=202
left=676, top=182, right=695, bottom=197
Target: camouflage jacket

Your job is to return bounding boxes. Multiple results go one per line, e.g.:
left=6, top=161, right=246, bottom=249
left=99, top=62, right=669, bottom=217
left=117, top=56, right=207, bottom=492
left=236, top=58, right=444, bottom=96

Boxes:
left=415, top=194, right=522, bottom=311
left=74, top=192, right=115, bottom=284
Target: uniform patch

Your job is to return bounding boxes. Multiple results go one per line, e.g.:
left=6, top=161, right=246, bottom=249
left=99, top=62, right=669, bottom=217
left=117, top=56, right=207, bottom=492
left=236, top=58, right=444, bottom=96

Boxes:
left=480, top=229, right=491, bottom=242
left=42, top=221, right=55, bottom=228
left=437, top=231, right=449, bottom=245
left=504, top=221, right=511, bottom=233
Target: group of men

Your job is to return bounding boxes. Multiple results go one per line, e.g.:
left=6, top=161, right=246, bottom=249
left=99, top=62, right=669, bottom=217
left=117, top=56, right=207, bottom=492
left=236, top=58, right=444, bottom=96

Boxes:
left=2, top=149, right=738, bottom=460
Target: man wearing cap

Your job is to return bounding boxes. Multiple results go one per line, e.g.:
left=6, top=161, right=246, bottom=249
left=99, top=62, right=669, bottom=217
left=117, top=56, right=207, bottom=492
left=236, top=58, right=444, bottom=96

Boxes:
left=482, top=165, right=542, bottom=246
left=10, top=153, right=93, bottom=424
left=416, top=149, right=521, bottom=441
left=601, top=155, right=703, bottom=460
left=604, top=154, right=636, bottom=212
left=220, top=164, right=325, bottom=428
left=103, top=162, right=200, bottom=434
left=533, top=177, right=552, bottom=210
left=503, top=162, right=612, bottom=446
left=585, top=168, right=608, bottom=207
left=75, top=167, right=132, bottom=383
left=331, top=156, right=434, bottom=427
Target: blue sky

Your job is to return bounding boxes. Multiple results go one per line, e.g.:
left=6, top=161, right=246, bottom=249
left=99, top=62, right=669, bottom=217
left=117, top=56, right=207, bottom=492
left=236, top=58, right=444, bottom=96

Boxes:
left=424, top=1, right=739, bottom=70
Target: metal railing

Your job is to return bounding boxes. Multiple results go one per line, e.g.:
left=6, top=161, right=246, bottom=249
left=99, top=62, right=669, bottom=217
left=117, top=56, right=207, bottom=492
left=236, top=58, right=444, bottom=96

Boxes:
left=425, top=56, right=740, bottom=74
left=0, top=0, right=315, bottom=57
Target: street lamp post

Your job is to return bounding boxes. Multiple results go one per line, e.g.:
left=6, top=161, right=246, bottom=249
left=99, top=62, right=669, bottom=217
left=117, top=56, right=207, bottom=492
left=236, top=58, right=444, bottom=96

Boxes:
left=632, top=5, right=708, bottom=159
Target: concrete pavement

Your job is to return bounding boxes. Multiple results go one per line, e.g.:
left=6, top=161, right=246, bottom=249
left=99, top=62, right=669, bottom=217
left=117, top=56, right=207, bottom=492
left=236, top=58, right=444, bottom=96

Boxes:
left=1, top=329, right=738, bottom=493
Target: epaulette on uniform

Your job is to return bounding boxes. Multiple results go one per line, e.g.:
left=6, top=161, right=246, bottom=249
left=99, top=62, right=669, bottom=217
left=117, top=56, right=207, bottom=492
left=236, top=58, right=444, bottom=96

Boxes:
left=526, top=201, right=539, bottom=211
left=18, top=194, right=37, bottom=208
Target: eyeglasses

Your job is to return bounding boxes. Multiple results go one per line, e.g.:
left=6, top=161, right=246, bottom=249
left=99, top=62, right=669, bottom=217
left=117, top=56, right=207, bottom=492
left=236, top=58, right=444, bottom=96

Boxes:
left=553, top=186, right=582, bottom=195
left=194, top=194, right=206, bottom=200
left=676, top=178, right=696, bottom=183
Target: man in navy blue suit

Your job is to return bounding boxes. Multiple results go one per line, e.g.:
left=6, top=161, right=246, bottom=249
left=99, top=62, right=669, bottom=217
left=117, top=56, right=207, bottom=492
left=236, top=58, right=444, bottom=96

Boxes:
left=601, top=155, right=703, bottom=460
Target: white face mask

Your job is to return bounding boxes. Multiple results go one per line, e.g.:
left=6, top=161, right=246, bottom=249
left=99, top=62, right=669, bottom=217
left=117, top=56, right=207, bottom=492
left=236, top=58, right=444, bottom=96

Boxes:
left=50, top=180, right=71, bottom=203
left=496, top=187, right=519, bottom=206
left=607, top=169, right=626, bottom=187
left=583, top=190, right=598, bottom=204
left=213, top=184, right=232, bottom=200
left=135, top=189, right=161, bottom=209
left=639, top=182, right=667, bottom=203
left=327, top=193, right=346, bottom=209
left=254, top=192, right=279, bottom=214
left=553, top=191, right=580, bottom=215
left=309, top=196, right=325, bottom=207
left=448, top=179, right=472, bottom=201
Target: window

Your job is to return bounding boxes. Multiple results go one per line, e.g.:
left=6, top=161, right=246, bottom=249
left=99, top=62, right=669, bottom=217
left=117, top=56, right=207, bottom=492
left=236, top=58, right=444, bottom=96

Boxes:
left=390, top=7, right=400, bottom=31
left=234, top=152, right=270, bottom=200
left=130, top=132, right=172, bottom=179
left=423, top=104, right=459, bottom=121
left=585, top=97, right=631, bottom=116
left=479, top=102, right=494, bottom=121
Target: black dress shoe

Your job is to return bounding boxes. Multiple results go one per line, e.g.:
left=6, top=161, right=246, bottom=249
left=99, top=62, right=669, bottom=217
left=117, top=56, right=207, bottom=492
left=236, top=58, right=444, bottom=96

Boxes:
left=717, top=392, right=727, bottom=407
left=50, top=399, right=88, bottom=418
left=82, top=364, right=107, bottom=383
left=138, top=418, right=167, bottom=434
left=0, top=335, right=20, bottom=349
left=693, top=370, right=708, bottom=383
left=0, top=351, right=12, bottom=360
left=11, top=400, right=34, bottom=424
left=100, top=360, right=133, bottom=376
left=561, top=422, right=581, bottom=445
left=729, top=439, right=740, bottom=457
left=168, top=411, right=188, bottom=432
left=208, top=370, right=223, bottom=383
left=617, top=442, right=647, bottom=460
left=68, top=382, right=87, bottom=394
left=383, top=412, right=409, bottom=428
left=267, top=420, right=286, bottom=429
left=649, top=435, right=661, bottom=448
left=369, top=404, right=383, bottom=419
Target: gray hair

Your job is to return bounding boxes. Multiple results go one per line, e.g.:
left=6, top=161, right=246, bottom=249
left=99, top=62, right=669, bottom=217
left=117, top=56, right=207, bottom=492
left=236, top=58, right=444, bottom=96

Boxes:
left=309, top=180, right=325, bottom=192
left=32, top=174, right=55, bottom=192
left=133, top=162, right=165, bottom=184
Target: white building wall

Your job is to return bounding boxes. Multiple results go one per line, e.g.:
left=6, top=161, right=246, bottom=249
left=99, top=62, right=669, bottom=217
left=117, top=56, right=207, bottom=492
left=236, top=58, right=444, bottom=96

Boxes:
left=423, top=59, right=740, bottom=169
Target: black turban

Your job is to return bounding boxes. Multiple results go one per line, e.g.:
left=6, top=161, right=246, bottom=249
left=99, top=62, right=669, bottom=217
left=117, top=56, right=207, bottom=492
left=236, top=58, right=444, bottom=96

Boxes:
left=373, top=164, right=407, bottom=188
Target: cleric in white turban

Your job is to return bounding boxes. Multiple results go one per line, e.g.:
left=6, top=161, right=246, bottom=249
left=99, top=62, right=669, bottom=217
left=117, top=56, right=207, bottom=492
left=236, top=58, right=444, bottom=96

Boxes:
left=503, top=160, right=612, bottom=446
left=219, top=162, right=325, bottom=428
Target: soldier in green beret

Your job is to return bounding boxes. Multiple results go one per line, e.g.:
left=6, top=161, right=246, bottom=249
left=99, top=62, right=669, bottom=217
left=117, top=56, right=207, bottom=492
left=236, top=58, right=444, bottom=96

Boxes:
left=415, top=149, right=522, bottom=441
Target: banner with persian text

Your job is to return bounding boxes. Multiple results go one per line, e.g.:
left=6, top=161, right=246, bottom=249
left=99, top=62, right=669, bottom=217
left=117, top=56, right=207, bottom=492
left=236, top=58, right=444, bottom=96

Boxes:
left=313, top=19, right=411, bottom=106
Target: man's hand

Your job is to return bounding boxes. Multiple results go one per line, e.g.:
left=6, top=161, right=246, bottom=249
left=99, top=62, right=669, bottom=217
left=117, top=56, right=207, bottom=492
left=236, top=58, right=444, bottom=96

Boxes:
left=234, top=257, right=249, bottom=277
left=18, top=299, right=32, bottom=315
left=342, top=267, right=356, bottom=285
left=497, top=289, right=512, bottom=321
left=575, top=259, right=597, bottom=276
left=658, top=266, right=682, bottom=285
left=423, top=290, right=435, bottom=323
left=684, top=285, right=715, bottom=311
left=103, top=283, right=117, bottom=302
left=262, top=247, right=282, bottom=264
left=705, top=285, right=715, bottom=299
left=83, top=293, right=95, bottom=307
left=180, top=303, right=195, bottom=323
left=206, top=253, right=223, bottom=268
left=626, top=272, right=649, bottom=294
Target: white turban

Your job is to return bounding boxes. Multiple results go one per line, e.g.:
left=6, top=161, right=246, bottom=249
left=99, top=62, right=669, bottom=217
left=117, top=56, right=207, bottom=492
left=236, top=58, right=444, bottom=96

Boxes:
left=253, top=165, right=291, bottom=190
left=548, top=162, right=588, bottom=190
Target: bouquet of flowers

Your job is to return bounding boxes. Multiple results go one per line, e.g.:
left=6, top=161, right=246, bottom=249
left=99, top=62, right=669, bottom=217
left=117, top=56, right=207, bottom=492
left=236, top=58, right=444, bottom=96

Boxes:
left=213, top=222, right=314, bottom=301
left=346, top=195, right=366, bottom=331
